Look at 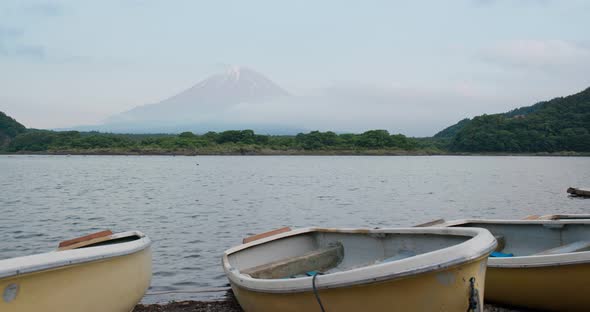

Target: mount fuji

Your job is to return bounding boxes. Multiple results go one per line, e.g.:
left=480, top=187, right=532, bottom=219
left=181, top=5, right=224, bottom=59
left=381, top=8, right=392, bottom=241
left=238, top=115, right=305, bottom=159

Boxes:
left=79, top=67, right=301, bottom=134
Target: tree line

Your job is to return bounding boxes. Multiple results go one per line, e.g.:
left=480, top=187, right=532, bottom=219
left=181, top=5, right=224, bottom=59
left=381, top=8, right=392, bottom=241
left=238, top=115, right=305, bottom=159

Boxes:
left=2, top=128, right=422, bottom=153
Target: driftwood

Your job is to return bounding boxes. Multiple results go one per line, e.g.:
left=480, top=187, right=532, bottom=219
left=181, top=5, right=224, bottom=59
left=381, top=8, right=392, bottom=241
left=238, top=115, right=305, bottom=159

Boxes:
left=567, top=187, right=590, bottom=198
left=241, top=243, right=344, bottom=279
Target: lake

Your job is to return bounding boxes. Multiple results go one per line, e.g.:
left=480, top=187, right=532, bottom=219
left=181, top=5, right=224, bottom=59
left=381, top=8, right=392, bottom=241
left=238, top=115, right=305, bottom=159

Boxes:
left=1, top=155, right=589, bottom=303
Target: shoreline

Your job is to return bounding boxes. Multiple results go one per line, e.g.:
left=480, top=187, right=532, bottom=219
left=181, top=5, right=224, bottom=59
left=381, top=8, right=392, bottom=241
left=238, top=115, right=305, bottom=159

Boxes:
left=1, top=150, right=589, bottom=157
left=133, top=299, right=526, bottom=312
left=133, top=289, right=528, bottom=311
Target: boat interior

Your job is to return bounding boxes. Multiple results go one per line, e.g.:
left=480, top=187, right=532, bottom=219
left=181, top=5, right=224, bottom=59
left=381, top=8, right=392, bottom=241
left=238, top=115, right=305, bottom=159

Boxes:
left=450, top=222, right=590, bottom=257
left=228, top=230, right=469, bottom=280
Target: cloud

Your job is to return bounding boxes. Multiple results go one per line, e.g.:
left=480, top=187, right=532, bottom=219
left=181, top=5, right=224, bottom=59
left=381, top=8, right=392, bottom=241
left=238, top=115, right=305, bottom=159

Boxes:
left=1, top=44, right=46, bottom=59
left=0, top=2, right=63, bottom=60
left=481, top=40, right=590, bottom=73
left=0, top=26, right=22, bottom=38
left=215, top=83, right=507, bottom=137
left=0, top=26, right=46, bottom=60
left=21, top=2, right=63, bottom=17
left=473, top=0, right=550, bottom=6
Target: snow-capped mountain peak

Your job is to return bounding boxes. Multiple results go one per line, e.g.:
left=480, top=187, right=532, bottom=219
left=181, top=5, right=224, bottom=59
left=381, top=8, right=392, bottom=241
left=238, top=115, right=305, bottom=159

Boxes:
left=109, top=66, right=289, bottom=123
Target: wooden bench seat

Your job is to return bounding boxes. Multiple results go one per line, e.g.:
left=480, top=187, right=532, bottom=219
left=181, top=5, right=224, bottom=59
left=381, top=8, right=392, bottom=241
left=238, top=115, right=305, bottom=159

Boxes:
left=241, top=243, right=344, bottom=279
left=534, top=241, right=590, bottom=256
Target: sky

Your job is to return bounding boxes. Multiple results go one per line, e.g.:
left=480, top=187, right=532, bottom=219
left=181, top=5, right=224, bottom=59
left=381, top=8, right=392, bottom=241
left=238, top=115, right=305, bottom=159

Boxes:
left=1, top=0, right=589, bottom=136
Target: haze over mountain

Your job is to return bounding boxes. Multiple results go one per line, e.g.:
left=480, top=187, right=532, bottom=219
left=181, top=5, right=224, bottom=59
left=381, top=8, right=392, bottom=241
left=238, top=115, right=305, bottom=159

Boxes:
left=76, top=67, right=297, bottom=134
left=71, top=66, right=503, bottom=136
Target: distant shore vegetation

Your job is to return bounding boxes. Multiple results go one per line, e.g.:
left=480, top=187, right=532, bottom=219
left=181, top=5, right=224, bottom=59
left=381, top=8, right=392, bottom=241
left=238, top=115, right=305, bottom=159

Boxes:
left=1, top=86, right=588, bottom=155
left=1, top=128, right=440, bottom=155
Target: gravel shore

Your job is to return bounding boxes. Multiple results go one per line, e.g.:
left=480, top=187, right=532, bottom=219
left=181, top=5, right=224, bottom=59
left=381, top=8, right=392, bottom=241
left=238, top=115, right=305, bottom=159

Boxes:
left=133, top=299, right=528, bottom=312
left=134, top=287, right=531, bottom=312
left=133, top=300, right=242, bottom=312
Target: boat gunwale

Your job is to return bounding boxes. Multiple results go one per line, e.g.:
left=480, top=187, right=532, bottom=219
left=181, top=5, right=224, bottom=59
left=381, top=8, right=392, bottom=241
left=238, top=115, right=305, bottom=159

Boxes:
left=439, top=219, right=590, bottom=268
left=0, top=231, right=151, bottom=279
left=223, top=227, right=496, bottom=293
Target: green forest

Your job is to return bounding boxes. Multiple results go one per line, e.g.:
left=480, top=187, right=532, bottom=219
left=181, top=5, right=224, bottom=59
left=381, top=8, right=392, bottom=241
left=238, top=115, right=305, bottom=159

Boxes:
left=1, top=87, right=589, bottom=155
left=0, top=124, right=423, bottom=155
left=442, top=87, right=590, bottom=152
left=0, top=112, right=26, bottom=148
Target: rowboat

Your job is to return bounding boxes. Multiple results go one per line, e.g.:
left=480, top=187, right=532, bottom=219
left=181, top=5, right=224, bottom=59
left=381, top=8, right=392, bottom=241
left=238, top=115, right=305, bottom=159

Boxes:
left=0, top=230, right=152, bottom=312
left=421, top=219, right=590, bottom=311
left=223, top=227, right=496, bottom=312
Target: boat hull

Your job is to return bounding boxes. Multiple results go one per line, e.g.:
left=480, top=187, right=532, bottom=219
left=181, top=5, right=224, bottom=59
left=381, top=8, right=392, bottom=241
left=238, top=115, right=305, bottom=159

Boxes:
left=486, top=263, right=590, bottom=312
left=231, top=257, right=487, bottom=312
left=424, top=219, right=590, bottom=311
left=0, top=247, right=151, bottom=312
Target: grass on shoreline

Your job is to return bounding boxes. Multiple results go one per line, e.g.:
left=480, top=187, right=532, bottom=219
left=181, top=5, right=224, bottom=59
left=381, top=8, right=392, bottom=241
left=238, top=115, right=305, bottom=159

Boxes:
left=1, top=148, right=588, bottom=157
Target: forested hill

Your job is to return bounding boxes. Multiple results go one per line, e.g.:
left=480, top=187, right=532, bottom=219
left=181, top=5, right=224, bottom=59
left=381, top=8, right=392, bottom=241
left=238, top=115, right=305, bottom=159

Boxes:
left=0, top=111, right=26, bottom=148
left=433, top=118, right=470, bottom=139
left=442, top=87, right=590, bottom=152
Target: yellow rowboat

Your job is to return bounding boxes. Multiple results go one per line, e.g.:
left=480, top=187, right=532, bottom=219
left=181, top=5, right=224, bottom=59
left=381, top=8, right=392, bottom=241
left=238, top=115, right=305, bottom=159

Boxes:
left=223, top=227, right=496, bottom=312
left=0, top=230, right=152, bottom=312
left=423, top=219, right=590, bottom=311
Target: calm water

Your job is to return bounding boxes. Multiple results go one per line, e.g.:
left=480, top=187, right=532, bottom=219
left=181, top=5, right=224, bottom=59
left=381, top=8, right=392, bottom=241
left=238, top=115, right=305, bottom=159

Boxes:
left=1, top=155, right=589, bottom=302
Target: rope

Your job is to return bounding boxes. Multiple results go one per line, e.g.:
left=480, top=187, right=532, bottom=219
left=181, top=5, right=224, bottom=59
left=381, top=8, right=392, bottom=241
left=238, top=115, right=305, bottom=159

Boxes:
left=466, top=277, right=480, bottom=312
left=145, top=287, right=231, bottom=296
left=312, top=272, right=326, bottom=312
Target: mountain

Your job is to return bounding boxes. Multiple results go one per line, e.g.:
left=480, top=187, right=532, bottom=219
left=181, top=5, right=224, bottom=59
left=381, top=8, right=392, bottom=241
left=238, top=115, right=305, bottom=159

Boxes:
left=438, top=87, right=590, bottom=152
left=0, top=111, right=26, bottom=148
left=433, top=118, right=470, bottom=139
left=502, top=101, right=546, bottom=118
left=96, top=67, right=293, bottom=133
left=436, top=100, right=551, bottom=140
